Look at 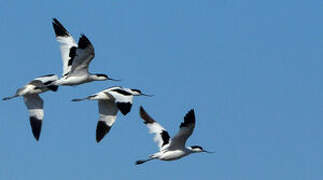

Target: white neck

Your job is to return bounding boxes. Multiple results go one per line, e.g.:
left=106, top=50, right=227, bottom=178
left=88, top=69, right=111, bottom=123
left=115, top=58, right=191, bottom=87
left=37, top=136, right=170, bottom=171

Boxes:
left=89, top=74, right=105, bottom=81
left=186, top=147, right=195, bottom=153
left=187, top=146, right=203, bottom=153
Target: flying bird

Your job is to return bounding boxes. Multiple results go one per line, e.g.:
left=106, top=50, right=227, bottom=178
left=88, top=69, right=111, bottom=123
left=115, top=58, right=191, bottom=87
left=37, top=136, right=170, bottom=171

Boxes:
left=72, top=86, right=152, bottom=143
left=3, top=74, right=59, bottom=141
left=51, top=18, right=119, bottom=86
left=135, top=106, right=214, bottom=165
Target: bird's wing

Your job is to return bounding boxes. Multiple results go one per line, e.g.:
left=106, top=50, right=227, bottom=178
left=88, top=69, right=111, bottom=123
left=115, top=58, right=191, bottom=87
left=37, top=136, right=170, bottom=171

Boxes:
left=23, top=94, right=44, bottom=141
left=106, top=88, right=134, bottom=115
left=139, top=106, right=171, bottom=151
left=69, top=35, right=95, bottom=75
left=96, top=100, right=118, bottom=143
left=34, top=74, right=59, bottom=92
left=28, top=80, right=45, bottom=87
left=52, top=18, right=77, bottom=77
left=167, top=109, right=195, bottom=150
left=34, top=74, right=58, bottom=85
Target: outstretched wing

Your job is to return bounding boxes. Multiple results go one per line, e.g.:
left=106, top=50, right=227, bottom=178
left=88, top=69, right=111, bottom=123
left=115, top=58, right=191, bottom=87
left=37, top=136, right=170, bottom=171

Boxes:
left=96, top=100, right=118, bottom=143
left=34, top=74, right=59, bottom=91
left=69, top=35, right=95, bottom=75
left=139, top=106, right=171, bottom=151
left=52, top=18, right=77, bottom=76
left=34, top=74, right=58, bottom=83
left=23, top=94, right=44, bottom=141
left=106, top=87, right=134, bottom=115
left=167, top=109, right=195, bottom=150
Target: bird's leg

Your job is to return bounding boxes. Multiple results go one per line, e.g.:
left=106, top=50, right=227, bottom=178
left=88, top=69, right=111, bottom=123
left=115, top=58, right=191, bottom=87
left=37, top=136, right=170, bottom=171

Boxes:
left=71, top=97, right=89, bottom=102
left=135, top=158, right=154, bottom=165
left=2, top=95, right=19, bottom=101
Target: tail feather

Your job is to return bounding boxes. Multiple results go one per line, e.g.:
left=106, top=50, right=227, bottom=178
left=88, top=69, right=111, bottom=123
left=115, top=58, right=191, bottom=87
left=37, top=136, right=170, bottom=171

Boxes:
left=3, top=95, right=19, bottom=101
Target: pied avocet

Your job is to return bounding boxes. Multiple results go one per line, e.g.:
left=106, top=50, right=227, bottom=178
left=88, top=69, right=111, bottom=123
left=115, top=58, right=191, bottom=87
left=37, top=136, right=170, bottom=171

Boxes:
left=3, top=74, right=58, bottom=141
left=72, top=86, right=152, bottom=142
left=51, top=18, right=119, bottom=86
left=136, top=106, right=214, bottom=165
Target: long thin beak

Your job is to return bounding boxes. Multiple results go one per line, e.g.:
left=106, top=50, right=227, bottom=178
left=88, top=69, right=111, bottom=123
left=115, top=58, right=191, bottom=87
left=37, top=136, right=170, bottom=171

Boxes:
left=107, top=77, right=121, bottom=82
left=141, top=93, right=154, bottom=97
left=203, top=150, right=215, bottom=154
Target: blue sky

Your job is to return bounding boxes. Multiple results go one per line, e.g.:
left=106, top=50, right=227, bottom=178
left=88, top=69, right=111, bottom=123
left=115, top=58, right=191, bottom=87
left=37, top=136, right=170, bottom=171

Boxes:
left=0, top=0, right=322, bottom=179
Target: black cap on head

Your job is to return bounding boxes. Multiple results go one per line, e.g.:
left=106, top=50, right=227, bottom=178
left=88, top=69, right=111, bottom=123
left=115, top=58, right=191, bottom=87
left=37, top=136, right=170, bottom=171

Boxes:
left=95, top=74, right=108, bottom=78
left=131, top=89, right=142, bottom=94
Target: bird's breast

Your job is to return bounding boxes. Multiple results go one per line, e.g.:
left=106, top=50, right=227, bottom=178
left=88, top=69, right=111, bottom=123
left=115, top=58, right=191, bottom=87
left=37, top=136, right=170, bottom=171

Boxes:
left=18, top=85, right=45, bottom=96
left=58, top=75, right=89, bottom=86
left=159, top=150, right=188, bottom=161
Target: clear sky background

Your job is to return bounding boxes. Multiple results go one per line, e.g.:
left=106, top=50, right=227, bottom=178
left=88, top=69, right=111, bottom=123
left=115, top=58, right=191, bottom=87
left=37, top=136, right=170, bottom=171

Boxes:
left=0, top=0, right=322, bottom=179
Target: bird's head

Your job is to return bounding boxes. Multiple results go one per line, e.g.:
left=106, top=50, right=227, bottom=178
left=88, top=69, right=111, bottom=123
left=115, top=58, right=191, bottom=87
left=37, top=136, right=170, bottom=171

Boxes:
left=130, top=89, right=153, bottom=97
left=190, top=145, right=214, bottom=153
left=94, top=74, right=120, bottom=81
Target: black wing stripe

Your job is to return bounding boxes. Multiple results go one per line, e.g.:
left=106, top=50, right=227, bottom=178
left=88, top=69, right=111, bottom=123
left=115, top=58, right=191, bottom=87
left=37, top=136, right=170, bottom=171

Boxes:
left=161, top=130, right=170, bottom=147
left=68, top=46, right=77, bottom=66
left=117, top=102, right=132, bottom=115
left=43, top=80, right=54, bottom=85
left=47, top=85, right=59, bottom=92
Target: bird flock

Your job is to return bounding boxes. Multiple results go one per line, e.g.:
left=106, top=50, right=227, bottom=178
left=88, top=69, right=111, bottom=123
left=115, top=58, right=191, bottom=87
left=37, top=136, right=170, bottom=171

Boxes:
left=3, top=18, right=213, bottom=165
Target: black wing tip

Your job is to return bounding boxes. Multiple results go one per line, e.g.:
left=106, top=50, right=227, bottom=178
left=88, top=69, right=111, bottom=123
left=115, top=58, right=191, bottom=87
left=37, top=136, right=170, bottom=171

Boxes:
left=139, top=106, right=155, bottom=124
left=139, top=106, right=146, bottom=116
left=187, top=109, right=195, bottom=116
left=180, top=109, right=195, bottom=128
left=96, top=121, right=111, bottom=143
left=185, top=109, right=195, bottom=119
left=139, top=106, right=145, bottom=113
left=52, top=17, right=58, bottom=22
left=52, top=18, right=69, bottom=37
left=139, top=106, right=146, bottom=121
left=30, top=117, right=42, bottom=141
left=78, top=34, right=92, bottom=49
left=79, top=34, right=90, bottom=42
left=52, top=18, right=60, bottom=24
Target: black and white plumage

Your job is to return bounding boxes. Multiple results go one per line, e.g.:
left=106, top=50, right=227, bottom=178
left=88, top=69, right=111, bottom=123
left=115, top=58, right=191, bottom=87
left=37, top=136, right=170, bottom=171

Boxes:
left=135, top=106, right=213, bottom=165
left=3, top=74, right=59, bottom=141
left=72, top=86, right=152, bottom=143
left=51, top=18, right=119, bottom=86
